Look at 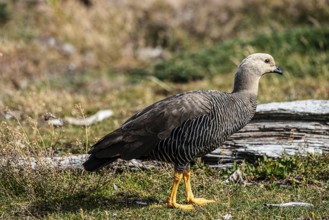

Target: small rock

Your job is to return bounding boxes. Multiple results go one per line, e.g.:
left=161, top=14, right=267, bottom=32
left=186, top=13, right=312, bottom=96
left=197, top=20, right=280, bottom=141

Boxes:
left=43, top=113, right=64, bottom=128
left=135, top=200, right=148, bottom=206
left=2, top=110, right=24, bottom=121
left=225, top=169, right=244, bottom=183
left=136, top=47, right=164, bottom=61
left=62, top=43, right=75, bottom=55
left=223, top=213, right=232, bottom=219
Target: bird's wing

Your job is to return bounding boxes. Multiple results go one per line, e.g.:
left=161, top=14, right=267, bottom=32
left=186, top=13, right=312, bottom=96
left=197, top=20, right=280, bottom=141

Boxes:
left=122, top=91, right=213, bottom=138
left=89, top=91, right=213, bottom=160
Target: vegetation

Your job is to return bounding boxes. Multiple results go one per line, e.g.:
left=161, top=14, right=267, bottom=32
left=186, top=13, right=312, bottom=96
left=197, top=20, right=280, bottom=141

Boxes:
left=0, top=0, right=328, bottom=219
left=0, top=154, right=328, bottom=219
left=152, top=27, right=329, bottom=82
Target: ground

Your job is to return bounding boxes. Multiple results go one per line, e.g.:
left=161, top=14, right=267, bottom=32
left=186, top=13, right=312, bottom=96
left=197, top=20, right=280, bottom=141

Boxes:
left=0, top=1, right=328, bottom=219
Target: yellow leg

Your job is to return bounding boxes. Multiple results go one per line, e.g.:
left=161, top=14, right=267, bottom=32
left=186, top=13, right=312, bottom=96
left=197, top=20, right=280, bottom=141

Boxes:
left=183, top=170, right=216, bottom=206
left=167, top=171, right=194, bottom=210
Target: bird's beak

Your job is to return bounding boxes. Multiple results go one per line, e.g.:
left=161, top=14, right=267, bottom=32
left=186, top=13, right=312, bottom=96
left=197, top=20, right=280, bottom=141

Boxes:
left=273, top=66, right=283, bottom=75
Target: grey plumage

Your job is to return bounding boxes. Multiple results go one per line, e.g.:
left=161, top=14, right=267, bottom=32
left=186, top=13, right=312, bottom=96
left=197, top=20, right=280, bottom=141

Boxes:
left=148, top=91, right=257, bottom=171
left=83, top=53, right=283, bottom=173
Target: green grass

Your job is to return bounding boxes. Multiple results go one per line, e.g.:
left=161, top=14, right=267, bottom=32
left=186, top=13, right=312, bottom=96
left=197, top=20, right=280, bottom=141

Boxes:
left=0, top=155, right=328, bottom=219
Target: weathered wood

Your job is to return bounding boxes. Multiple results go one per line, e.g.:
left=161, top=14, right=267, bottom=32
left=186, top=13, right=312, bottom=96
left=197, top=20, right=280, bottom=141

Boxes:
left=254, top=99, right=329, bottom=121
left=1, top=100, right=328, bottom=170
left=0, top=155, right=165, bottom=171
left=203, top=100, right=329, bottom=168
left=264, top=202, right=314, bottom=208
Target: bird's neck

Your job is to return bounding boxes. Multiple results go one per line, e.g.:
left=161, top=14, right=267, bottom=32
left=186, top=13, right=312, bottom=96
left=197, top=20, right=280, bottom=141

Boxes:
left=232, top=70, right=261, bottom=96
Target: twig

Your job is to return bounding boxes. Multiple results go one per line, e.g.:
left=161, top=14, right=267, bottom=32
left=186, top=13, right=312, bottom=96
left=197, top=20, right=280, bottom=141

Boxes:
left=264, top=202, right=314, bottom=207
left=65, top=110, right=113, bottom=126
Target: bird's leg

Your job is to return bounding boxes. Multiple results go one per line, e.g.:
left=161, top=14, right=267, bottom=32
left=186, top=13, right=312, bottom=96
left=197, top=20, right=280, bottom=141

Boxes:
left=167, top=171, right=194, bottom=210
left=183, top=170, right=216, bottom=206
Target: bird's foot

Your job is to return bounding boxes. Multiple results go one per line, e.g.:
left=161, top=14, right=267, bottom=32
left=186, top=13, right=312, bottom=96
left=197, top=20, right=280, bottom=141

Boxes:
left=167, top=202, right=194, bottom=210
left=188, top=198, right=216, bottom=206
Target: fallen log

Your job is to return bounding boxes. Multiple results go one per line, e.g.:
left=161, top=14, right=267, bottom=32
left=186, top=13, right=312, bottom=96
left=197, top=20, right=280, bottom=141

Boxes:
left=203, top=100, right=329, bottom=168
left=0, top=155, right=163, bottom=171
left=1, top=100, right=328, bottom=170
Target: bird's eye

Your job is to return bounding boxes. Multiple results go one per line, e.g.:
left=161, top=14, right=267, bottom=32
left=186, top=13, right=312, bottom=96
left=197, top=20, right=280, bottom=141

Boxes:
left=264, top=58, right=270, bottom=63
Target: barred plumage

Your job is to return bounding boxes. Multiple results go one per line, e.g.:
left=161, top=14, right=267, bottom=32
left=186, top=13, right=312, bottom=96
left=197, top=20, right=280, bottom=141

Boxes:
left=83, top=53, right=283, bottom=210
left=148, top=91, right=257, bottom=171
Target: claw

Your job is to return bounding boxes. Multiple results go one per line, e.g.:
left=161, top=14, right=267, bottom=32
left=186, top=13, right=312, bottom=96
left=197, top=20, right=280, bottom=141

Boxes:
left=188, top=198, right=216, bottom=206
left=168, top=202, right=194, bottom=210
left=183, top=170, right=215, bottom=206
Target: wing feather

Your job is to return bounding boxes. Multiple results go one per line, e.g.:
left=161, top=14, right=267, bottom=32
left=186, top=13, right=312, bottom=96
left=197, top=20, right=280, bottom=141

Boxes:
left=89, top=91, right=213, bottom=160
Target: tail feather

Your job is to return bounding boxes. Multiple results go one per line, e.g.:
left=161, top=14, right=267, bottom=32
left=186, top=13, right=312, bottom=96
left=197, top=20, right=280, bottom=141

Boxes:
left=83, top=154, right=118, bottom=172
left=84, top=127, right=157, bottom=171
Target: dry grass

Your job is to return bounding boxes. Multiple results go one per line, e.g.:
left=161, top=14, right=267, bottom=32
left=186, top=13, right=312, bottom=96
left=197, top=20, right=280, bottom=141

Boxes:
left=0, top=0, right=329, bottom=219
left=1, top=0, right=329, bottom=88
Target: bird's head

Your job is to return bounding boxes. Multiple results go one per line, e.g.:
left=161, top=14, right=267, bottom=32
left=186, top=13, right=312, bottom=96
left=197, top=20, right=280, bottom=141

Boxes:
left=238, top=53, right=283, bottom=76
left=233, top=53, right=283, bottom=95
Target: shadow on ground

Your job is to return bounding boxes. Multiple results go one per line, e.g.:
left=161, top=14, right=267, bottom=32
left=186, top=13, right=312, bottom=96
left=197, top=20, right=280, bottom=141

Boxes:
left=26, top=192, right=162, bottom=217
